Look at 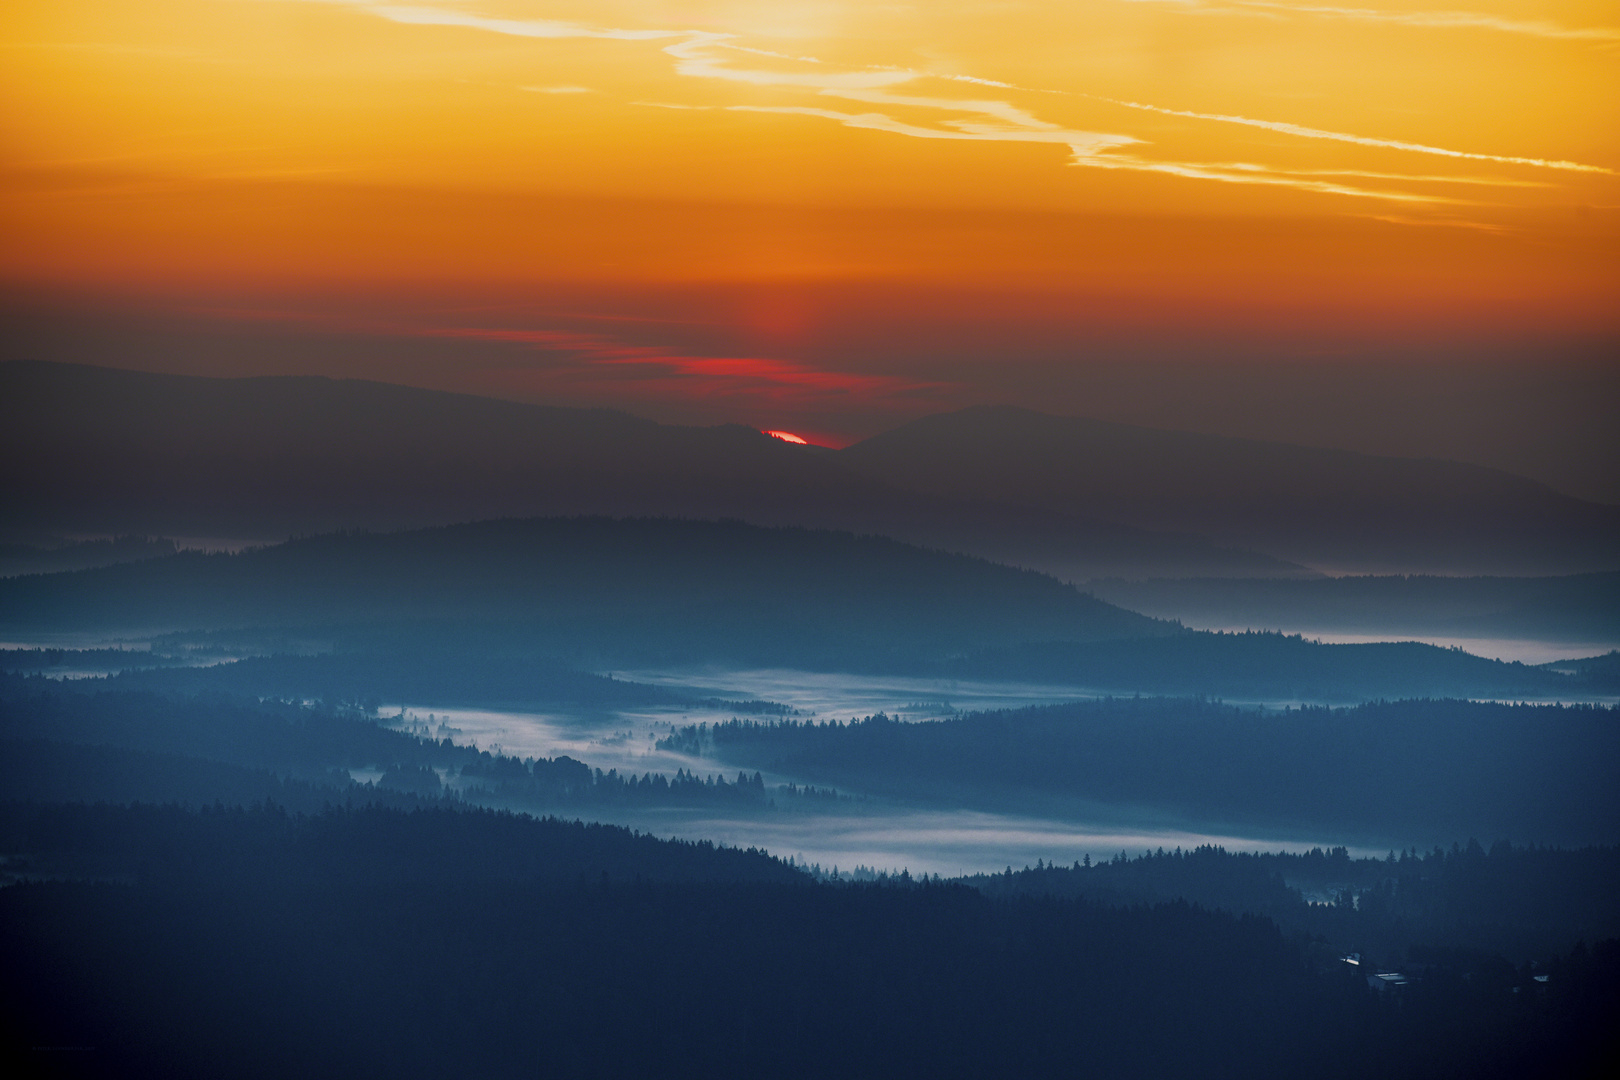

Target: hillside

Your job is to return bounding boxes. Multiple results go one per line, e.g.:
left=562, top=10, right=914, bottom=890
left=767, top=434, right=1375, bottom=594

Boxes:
left=2, top=519, right=1598, bottom=700
left=0, top=517, right=1170, bottom=666
left=667, top=698, right=1620, bottom=846
left=838, top=405, right=1620, bottom=576
left=0, top=361, right=1291, bottom=580
left=1086, top=572, right=1620, bottom=646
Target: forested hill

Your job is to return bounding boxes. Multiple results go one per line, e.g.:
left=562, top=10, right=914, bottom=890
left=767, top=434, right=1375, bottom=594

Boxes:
left=0, top=801, right=802, bottom=888
left=0, top=517, right=1168, bottom=661
left=838, top=404, right=1620, bottom=576
left=1086, top=572, right=1620, bottom=645
left=962, top=843, right=1620, bottom=966
left=5, top=801, right=1616, bottom=1079
left=664, top=698, right=1620, bottom=846
left=943, top=632, right=1593, bottom=700
left=0, top=361, right=1293, bottom=580
left=1, top=520, right=1603, bottom=698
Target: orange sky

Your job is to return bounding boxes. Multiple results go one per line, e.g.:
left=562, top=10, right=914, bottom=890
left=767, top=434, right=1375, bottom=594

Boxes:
left=2, top=2, right=1617, bottom=484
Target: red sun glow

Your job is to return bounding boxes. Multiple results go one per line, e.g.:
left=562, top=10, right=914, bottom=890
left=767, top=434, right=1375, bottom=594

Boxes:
left=764, top=430, right=808, bottom=445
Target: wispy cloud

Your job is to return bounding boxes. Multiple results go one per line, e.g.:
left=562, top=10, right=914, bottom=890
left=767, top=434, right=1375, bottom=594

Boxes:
left=413, top=326, right=952, bottom=404
left=1365, top=213, right=1517, bottom=233
left=362, top=4, right=679, bottom=41
left=194, top=306, right=951, bottom=405
left=1089, top=95, right=1615, bottom=174
left=940, top=74, right=1018, bottom=89
left=1118, top=0, right=1620, bottom=43
left=269, top=1, right=1612, bottom=206
left=631, top=101, right=715, bottom=111
left=1241, top=2, right=1620, bottom=42
left=727, top=105, right=1134, bottom=159
left=1071, top=154, right=1462, bottom=202
left=1265, top=168, right=1549, bottom=188
left=730, top=105, right=1459, bottom=202
left=714, top=43, right=828, bottom=65
left=663, top=33, right=916, bottom=90
left=818, top=87, right=1065, bottom=133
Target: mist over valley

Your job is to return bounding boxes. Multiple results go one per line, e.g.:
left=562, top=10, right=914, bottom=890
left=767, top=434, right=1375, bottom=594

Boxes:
left=4, top=372, right=1616, bottom=1076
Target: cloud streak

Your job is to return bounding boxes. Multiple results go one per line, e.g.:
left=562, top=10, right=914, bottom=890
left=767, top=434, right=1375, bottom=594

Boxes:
left=1070, top=154, right=1462, bottom=202
left=1118, top=0, right=1620, bottom=42
left=1234, top=2, right=1620, bottom=43
left=414, top=325, right=952, bottom=404
left=363, top=4, right=679, bottom=41
left=663, top=33, right=916, bottom=90
left=201, top=307, right=951, bottom=406
left=276, top=1, right=1612, bottom=206
left=727, top=103, right=1120, bottom=153
left=1088, top=95, right=1615, bottom=174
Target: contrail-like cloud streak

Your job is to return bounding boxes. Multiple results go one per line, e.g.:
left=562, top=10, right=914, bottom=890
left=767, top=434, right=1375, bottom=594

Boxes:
left=270, top=1, right=1613, bottom=201
left=1117, top=0, right=1620, bottom=42
left=1089, top=95, right=1614, bottom=174
left=1235, top=2, right=1620, bottom=43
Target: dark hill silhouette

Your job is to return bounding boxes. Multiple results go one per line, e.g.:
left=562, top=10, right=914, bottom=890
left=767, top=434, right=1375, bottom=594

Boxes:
left=676, top=698, right=1620, bottom=846
left=0, top=517, right=1170, bottom=665
left=0, top=361, right=1291, bottom=580
left=0, top=520, right=1592, bottom=700
left=838, top=405, right=1620, bottom=576
left=1086, top=572, right=1620, bottom=645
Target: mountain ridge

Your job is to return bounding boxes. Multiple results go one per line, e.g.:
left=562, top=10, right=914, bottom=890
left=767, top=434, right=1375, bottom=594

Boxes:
left=0, top=360, right=1297, bottom=581
left=8, top=361, right=1614, bottom=577
left=839, top=403, right=1620, bottom=575
left=0, top=516, right=1173, bottom=665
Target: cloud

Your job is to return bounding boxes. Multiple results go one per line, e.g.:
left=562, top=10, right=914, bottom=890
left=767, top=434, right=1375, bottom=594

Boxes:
left=631, top=101, right=716, bottom=110
left=818, top=87, right=1065, bottom=132
left=1071, top=153, right=1463, bottom=202
left=270, top=0, right=1611, bottom=206
left=1258, top=167, right=1549, bottom=188
left=362, top=4, right=680, bottom=41
left=714, top=43, right=828, bottom=65
left=1364, top=213, right=1517, bottom=233
left=1236, top=3, right=1620, bottom=43
left=410, top=326, right=953, bottom=405
left=940, top=74, right=1019, bottom=89
left=662, top=33, right=917, bottom=89
left=659, top=35, right=1137, bottom=160
left=727, top=105, right=1133, bottom=162
left=1117, top=0, right=1620, bottom=43
left=1088, top=95, right=1615, bottom=174
left=728, top=106, right=1465, bottom=202
left=199, top=305, right=952, bottom=406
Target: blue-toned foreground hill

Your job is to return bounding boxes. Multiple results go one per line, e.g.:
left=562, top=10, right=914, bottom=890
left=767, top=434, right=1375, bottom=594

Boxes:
left=0, top=516, right=1167, bottom=664
left=664, top=698, right=1620, bottom=847
left=4, top=800, right=1616, bottom=1080
left=0, top=517, right=1601, bottom=700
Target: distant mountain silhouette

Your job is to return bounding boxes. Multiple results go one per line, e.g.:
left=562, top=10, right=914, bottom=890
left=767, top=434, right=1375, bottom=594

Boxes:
left=839, top=405, right=1620, bottom=576
left=3, top=519, right=1595, bottom=700
left=1087, top=572, right=1620, bottom=645
left=0, top=361, right=1293, bottom=581
left=0, top=534, right=178, bottom=577
left=11, top=363, right=1611, bottom=576
left=0, top=517, right=1171, bottom=666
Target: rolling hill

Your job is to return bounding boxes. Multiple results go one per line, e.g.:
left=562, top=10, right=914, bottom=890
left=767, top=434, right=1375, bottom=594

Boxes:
left=0, top=361, right=1292, bottom=581
left=0, top=517, right=1171, bottom=666
left=839, top=405, right=1620, bottom=576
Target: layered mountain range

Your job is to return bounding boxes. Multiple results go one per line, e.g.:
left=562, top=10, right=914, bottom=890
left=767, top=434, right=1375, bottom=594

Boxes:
left=5, top=360, right=1616, bottom=578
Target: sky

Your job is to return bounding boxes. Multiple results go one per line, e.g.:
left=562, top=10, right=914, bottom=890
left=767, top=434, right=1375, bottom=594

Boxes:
left=2, top=1, right=1617, bottom=496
